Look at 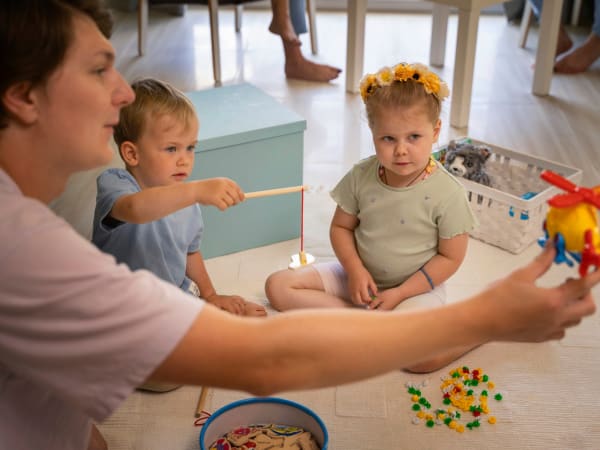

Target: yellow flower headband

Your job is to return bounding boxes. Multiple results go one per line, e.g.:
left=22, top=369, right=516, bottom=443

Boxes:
left=359, top=63, right=450, bottom=103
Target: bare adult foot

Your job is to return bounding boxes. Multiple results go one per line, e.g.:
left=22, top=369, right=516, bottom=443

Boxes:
left=556, top=26, right=573, bottom=56
left=244, top=300, right=268, bottom=317
left=87, top=424, right=107, bottom=450
left=555, top=33, right=600, bottom=74
left=285, top=57, right=342, bottom=82
left=284, top=43, right=341, bottom=82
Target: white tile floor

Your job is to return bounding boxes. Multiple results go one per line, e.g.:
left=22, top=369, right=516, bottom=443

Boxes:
left=50, top=6, right=600, bottom=449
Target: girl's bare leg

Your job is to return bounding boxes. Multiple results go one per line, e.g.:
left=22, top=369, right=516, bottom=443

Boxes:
left=265, top=267, right=350, bottom=311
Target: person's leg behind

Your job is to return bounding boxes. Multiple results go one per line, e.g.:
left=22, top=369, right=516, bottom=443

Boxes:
left=529, top=0, right=574, bottom=55
left=269, top=0, right=341, bottom=81
left=554, top=0, right=600, bottom=73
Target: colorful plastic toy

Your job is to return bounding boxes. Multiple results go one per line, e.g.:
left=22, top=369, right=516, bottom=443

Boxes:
left=538, top=170, right=600, bottom=277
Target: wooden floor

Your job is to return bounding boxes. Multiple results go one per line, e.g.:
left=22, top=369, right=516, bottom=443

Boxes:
left=51, top=6, right=600, bottom=450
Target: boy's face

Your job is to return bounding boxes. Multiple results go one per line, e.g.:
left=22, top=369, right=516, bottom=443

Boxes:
left=370, top=102, right=440, bottom=188
left=129, top=112, right=199, bottom=189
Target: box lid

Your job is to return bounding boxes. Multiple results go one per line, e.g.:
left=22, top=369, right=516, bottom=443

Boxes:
left=186, top=83, right=307, bottom=152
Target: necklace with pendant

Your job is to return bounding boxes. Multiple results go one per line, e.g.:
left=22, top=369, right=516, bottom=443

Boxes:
left=379, top=156, right=436, bottom=187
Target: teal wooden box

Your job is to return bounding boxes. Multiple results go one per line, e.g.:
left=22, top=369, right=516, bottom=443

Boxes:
left=187, top=83, right=306, bottom=258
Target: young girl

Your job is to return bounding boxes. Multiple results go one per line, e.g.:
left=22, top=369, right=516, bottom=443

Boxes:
left=265, top=63, right=477, bottom=372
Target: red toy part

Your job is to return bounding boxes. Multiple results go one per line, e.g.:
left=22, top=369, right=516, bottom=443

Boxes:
left=579, top=230, right=600, bottom=277
left=541, top=170, right=600, bottom=209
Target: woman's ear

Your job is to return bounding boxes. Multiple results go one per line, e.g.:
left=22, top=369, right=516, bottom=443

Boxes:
left=2, top=82, right=38, bottom=125
left=119, top=141, right=139, bottom=167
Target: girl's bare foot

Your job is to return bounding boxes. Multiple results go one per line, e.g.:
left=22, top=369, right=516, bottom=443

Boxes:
left=555, top=34, right=600, bottom=74
left=244, top=301, right=267, bottom=317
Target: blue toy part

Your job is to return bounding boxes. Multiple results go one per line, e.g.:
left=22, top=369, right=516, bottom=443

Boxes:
left=539, top=231, right=577, bottom=267
left=509, top=192, right=538, bottom=220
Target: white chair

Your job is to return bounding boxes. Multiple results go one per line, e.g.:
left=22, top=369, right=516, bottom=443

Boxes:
left=137, top=0, right=319, bottom=86
left=344, top=0, right=564, bottom=128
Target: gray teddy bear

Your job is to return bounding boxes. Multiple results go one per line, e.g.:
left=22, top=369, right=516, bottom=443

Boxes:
left=443, top=140, right=492, bottom=186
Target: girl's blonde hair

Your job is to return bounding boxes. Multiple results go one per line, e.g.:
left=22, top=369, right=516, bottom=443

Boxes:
left=113, top=78, right=196, bottom=147
left=360, top=63, right=449, bottom=127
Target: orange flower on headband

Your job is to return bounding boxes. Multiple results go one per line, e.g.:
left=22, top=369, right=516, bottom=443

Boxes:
left=360, top=63, right=450, bottom=103
left=359, top=74, right=378, bottom=100
left=393, top=63, right=416, bottom=81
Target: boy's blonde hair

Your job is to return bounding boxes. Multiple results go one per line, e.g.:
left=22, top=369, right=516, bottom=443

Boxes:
left=360, top=63, right=449, bottom=127
left=113, top=78, right=196, bottom=147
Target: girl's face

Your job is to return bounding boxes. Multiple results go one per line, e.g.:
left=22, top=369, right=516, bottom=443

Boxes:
left=370, top=102, right=441, bottom=188
left=130, top=113, right=199, bottom=189
left=31, top=13, right=134, bottom=175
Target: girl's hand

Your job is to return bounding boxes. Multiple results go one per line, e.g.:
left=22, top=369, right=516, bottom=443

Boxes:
left=205, top=294, right=246, bottom=315
left=367, top=288, right=403, bottom=311
left=194, top=178, right=244, bottom=210
left=347, top=267, right=378, bottom=306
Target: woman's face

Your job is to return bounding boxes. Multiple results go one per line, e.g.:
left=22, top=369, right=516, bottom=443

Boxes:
left=30, top=13, right=134, bottom=175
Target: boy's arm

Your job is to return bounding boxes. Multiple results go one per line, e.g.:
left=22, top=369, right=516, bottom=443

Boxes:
left=372, top=233, right=469, bottom=310
left=186, top=252, right=245, bottom=315
left=330, top=206, right=378, bottom=305
left=110, top=178, right=243, bottom=224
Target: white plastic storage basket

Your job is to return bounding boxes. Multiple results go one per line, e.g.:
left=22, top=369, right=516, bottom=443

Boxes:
left=433, top=138, right=582, bottom=254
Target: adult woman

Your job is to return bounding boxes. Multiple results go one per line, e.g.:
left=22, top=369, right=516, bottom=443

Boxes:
left=0, top=1, right=598, bottom=449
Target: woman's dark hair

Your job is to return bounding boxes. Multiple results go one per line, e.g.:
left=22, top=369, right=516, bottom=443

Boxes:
left=0, top=0, right=113, bottom=128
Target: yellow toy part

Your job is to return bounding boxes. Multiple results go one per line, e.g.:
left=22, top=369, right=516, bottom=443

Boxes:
left=545, top=203, right=600, bottom=253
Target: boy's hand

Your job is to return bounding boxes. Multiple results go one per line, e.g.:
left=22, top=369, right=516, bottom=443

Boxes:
left=194, top=178, right=244, bottom=211
left=205, top=293, right=246, bottom=315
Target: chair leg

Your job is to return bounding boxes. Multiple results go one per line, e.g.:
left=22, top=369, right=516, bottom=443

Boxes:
left=306, top=0, right=318, bottom=55
left=138, top=0, right=149, bottom=56
left=519, top=1, right=534, bottom=49
left=235, top=4, right=243, bottom=32
left=208, top=0, right=222, bottom=86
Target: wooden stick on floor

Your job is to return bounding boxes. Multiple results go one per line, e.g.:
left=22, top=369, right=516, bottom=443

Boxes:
left=195, top=386, right=210, bottom=418
left=245, top=185, right=306, bottom=199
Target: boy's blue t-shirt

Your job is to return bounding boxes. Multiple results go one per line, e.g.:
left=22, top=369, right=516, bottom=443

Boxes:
left=92, top=168, right=203, bottom=291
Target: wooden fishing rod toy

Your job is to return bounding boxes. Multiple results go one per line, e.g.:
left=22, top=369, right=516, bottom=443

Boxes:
left=245, top=185, right=315, bottom=270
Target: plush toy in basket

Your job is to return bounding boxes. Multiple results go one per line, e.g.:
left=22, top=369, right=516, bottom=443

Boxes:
left=539, top=170, right=600, bottom=277
left=443, top=140, right=492, bottom=186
